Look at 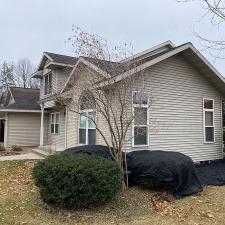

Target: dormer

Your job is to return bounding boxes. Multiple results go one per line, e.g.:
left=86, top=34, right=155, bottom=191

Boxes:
left=32, top=52, right=78, bottom=100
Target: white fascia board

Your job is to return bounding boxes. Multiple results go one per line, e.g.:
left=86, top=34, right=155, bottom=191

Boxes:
left=120, top=40, right=175, bottom=63
left=0, top=109, right=43, bottom=113
left=45, top=62, right=74, bottom=68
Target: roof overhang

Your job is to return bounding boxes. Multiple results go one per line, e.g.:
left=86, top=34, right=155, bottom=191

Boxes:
left=121, top=40, right=175, bottom=63
left=0, top=109, right=42, bottom=113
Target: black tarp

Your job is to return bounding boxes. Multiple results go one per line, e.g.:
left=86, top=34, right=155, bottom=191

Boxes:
left=195, top=159, right=225, bottom=186
left=64, top=145, right=113, bottom=159
left=125, top=150, right=203, bottom=198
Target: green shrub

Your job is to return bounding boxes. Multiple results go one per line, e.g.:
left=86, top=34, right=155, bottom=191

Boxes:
left=32, top=153, right=123, bottom=209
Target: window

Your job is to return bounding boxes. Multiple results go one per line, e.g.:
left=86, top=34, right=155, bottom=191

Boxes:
left=203, top=99, right=215, bottom=143
left=79, top=93, right=96, bottom=145
left=44, top=73, right=52, bottom=95
left=51, top=112, right=60, bottom=134
left=132, top=91, right=149, bottom=146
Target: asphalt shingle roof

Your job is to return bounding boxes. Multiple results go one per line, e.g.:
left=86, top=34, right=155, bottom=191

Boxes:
left=2, top=87, right=40, bottom=110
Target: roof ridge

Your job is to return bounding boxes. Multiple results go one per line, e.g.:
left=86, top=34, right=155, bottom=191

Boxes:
left=44, top=52, right=77, bottom=59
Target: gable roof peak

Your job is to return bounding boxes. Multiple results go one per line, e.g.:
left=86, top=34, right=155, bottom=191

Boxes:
left=121, top=40, right=176, bottom=63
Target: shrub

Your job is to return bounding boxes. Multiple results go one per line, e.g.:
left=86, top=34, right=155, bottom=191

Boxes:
left=11, top=145, right=23, bottom=152
left=0, top=146, right=5, bottom=151
left=32, top=153, right=123, bottom=209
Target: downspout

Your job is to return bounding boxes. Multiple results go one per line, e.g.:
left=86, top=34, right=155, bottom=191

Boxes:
left=64, top=106, right=68, bottom=149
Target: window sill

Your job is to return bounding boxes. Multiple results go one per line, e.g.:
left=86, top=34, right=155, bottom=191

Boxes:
left=132, top=145, right=149, bottom=148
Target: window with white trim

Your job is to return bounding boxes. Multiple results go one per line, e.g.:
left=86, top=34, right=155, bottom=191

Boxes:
left=79, top=93, right=96, bottom=145
left=51, top=112, right=60, bottom=134
left=44, top=73, right=52, bottom=95
left=203, top=99, right=215, bottom=143
left=132, top=91, right=149, bottom=146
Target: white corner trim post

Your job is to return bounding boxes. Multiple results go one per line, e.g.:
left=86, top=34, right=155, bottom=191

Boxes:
left=40, top=103, right=44, bottom=146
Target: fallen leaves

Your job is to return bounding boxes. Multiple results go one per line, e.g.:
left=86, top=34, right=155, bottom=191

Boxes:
left=152, top=192, right=188, bottom=221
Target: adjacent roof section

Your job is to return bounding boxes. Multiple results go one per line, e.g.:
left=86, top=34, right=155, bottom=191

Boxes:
left=44, top=52, right=78, bottom=65
left=0, top=87, right=40, bottom=111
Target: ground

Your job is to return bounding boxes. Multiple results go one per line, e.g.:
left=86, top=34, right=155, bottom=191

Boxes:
left=0, top=161, right=225, bottom=225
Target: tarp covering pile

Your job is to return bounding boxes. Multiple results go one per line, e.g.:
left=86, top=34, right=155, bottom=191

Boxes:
left=126, top=150, right=203, bottom=198
left=64, top=145, right=113, bottom=159
left=195, top=159, right=225, bottom=186
left=64, top=146, right=203, bottom=198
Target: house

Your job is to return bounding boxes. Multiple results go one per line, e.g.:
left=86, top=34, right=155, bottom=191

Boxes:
left=32, top=41, right=225, bottom=162
left=0, top=87, right=42, bottom=147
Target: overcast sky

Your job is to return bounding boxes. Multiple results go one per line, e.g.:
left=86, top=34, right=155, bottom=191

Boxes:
left=0, top=0, right=224, bottom=75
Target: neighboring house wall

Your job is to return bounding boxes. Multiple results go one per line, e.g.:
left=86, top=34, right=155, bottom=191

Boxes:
left=6, top=112, right=41, bottom=146
left=122, top=55, right=223, bottom=162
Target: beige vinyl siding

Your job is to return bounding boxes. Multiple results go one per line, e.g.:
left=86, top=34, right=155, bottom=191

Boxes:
left=47, top=108, right=66, bottom=150
left=123, top=54, right=223, bottom=162
left=7, top=112, right=41, bottom=147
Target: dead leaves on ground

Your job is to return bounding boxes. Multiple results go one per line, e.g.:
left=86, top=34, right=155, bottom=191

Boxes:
left=151, top=192, right=187, bottom=221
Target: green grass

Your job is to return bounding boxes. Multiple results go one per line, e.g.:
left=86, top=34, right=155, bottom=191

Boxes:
left=0, top=160, right=225, bottom=225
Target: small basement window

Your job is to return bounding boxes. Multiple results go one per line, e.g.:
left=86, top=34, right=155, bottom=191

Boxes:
left=203, top=99, right=215, bottom=143
left=51, top=112, right=60, bottom=134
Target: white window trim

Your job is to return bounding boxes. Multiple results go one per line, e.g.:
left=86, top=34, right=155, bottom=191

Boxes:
left=203, top=98, right=215, bottom=144
left=79, top=109, right=96, bottom=145
left=132, top=91, right=149, bottom=147
left=50, top=112, right=60, bottom=135
left=44, top=72, right=52, bottom=96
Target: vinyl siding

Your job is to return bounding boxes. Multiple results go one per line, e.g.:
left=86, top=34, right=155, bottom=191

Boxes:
left=122, top=54, right=223, bottom=162
left=7, top=112, right=41, bottom=146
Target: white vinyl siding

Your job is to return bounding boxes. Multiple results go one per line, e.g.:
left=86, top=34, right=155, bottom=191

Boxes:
left=7, top=112, right=41, bottom=147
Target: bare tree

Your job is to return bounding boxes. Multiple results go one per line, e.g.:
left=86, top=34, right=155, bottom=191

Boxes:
left=0, top=61, right=15, bottom=91
left=15, top=58, right=39, bottom=88
left=179, top=0, right=225, bottom=59
left=58, top=27, right=153, bottom=186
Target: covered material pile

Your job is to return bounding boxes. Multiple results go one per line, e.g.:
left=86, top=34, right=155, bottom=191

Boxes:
left=126, top=150, right=203, bottom=198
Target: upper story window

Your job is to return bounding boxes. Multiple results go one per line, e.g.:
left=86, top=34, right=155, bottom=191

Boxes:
left=203, top=99, right=215, bottom=143
left=79, top=92, right=96, bottom=145
left=132, top=91, right=149, bottom=147
left=51, top=112, right=60, bottom=134
left=44, top=73, right=52, bottom=95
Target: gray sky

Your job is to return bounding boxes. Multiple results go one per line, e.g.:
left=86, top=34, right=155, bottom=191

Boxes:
left=0, top=0, right=224, bottom=75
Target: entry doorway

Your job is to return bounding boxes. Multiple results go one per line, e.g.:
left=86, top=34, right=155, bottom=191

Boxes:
left=0, top=119, right=5, bottom=143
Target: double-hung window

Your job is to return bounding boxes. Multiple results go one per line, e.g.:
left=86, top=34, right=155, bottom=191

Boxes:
left=132, top=91, right=149, bottom=146
left=44, top=73, right=52, bottom=95
left=51, top=112, right=60, bottom=134
left=79, top=93, right=96, bottom=145
left=203, top=99, right=215, bottom=143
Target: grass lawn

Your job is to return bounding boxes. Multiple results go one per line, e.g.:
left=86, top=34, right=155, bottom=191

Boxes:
left=0, top=160, right=225, bottom=225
